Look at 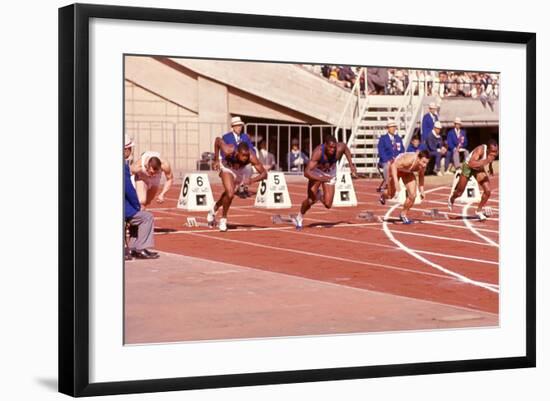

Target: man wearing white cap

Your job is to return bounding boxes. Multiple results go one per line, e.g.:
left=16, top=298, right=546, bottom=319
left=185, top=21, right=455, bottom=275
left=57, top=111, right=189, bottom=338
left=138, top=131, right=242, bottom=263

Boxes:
left=425, top=121, right=447, bottom=176
left=221, top=116, right=255, bottom=197
left=421, top=102, right=439, bottom=142
left=445, top=117, right=469, bottom=173
left=124, top=134, right=134, bottom=166
left=377, top=120, right=405, bottom=187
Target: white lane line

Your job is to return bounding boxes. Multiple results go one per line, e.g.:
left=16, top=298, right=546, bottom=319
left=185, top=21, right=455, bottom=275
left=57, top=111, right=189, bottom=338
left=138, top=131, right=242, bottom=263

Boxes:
left=462, top=203, right=500, bottom=248
left=154, top=250, right=498, bottom=317
left=426, top=199, right=500, bottom=212
left=282, top=230, right=498, bottom=265
left=422, top=220, right=499, bottom=234
left=364, top=226, right=498, bottom=247
left=184, top=232, right=472, bottom=282
left=381, top=187, right=499, bottom=294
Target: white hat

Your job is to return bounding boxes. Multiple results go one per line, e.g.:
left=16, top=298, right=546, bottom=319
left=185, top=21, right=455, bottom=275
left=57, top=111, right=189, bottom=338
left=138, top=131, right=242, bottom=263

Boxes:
left=429, top=102, right=438, bottom=109
left=386, top=120, right=398, bottom=128
left=454, top=117, right=462, bottom=124
left=434, top=121, right=442, bottom=129
left=124, top=134, right=134, bottom=148
left=231, top=116, right=245, bottom=127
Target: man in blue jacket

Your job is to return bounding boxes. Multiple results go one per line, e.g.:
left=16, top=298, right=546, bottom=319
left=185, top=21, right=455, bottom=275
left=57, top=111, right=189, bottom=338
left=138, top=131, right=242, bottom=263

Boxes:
left=421, top=102, right=439, bottom=142
left=425, top=121, right=448, bottom=176
left=125, top=147, right=159, bottom=260
left=445, top=117, right=469, bottom=173
left=222, top=116, right=255, bottom=198
left=377, top=120, right=405, bottom=186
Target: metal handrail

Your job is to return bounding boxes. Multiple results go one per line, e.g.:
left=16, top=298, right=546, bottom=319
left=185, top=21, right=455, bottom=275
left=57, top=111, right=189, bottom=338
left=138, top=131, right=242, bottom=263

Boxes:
left=333, top=67, right=367, bottom=143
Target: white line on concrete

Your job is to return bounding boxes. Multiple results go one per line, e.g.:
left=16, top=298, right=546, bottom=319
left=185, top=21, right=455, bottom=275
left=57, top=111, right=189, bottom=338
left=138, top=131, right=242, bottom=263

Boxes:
left=381, top=187, right=499, bottom=294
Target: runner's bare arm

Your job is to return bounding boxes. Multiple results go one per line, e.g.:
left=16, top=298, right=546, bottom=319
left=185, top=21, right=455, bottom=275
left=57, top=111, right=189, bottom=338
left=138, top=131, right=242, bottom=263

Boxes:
left=467, top=146, right=495, bottom=169
left=213, top=137, right=235, bottom=170
left=390, top=160, right=399, bottom=192
left=418, top=167, right=425, bottom=198
left=248, top=152, right=268, bottom=183
left=488, top=161, right=494, bottom=176
left=156, top=161, right=174, bottom=203
left=304, top=148, right=330, bottom=182
left=129, top=159, right=142, bottom=175
left=341, top=143, right=358, bottom=177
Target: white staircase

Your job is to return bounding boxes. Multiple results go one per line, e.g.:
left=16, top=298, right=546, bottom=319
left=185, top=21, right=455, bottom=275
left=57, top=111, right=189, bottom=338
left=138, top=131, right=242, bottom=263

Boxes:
left=335, top=71, right=426, bottom=176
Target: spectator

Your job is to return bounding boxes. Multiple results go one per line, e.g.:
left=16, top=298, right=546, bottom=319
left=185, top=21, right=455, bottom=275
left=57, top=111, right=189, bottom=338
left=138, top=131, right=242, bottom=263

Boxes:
left=125, top=150, right=159, bottom=260
left=445, top=117, right=469, bottom=173
left=367, top=67, right=388, bottom=95
left=256, top=139, right=277, bottom=171
left=480, top=74, right=496, bottom=111
left=426, top=121, right=447, bottom=176
left=338, top=65, right=356, bottom=88
left=377, top=120, right=405, bottom=184
left=421, top=102, right=439, bottom=142
left=124, top=134, right=134, bottom=166
left=287, top=139, right=309, bottom=172
left=407, top=135, right=422, bottom=152
left=222, top=116, right=255, bottom=198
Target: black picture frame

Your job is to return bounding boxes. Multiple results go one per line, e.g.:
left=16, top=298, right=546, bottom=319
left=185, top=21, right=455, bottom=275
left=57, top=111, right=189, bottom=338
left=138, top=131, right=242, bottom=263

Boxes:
left=59, top=3, right=536, bottom=397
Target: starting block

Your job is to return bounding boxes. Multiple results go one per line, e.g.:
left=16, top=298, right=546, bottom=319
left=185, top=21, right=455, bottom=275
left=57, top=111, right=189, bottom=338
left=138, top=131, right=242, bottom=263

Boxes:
left=482, top=206, right=496, bottom=217
left=423, top=208, right=449, bottom=219
left=185, top=217, right=212, bottom=228
left=271, top=214, right=297, bottom=225
left=357, top=211, right=382, bottom=222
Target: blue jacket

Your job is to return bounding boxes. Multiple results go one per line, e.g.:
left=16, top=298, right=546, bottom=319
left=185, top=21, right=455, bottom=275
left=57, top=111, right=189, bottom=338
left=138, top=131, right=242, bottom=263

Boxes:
left=124, top=163, right=140, bottom=220
left=287, top=150, right=309, bottom=171
left=426, top=131, right=444, bottom=152
left=446, top=127, right=468, bottom=151
left=221, top=131, right=256, bottom=159
left=378, top=133, right=404, bottom=164
left=421, top=112, right=438, bottom=141
left=407, top=143, right=421, bottom=152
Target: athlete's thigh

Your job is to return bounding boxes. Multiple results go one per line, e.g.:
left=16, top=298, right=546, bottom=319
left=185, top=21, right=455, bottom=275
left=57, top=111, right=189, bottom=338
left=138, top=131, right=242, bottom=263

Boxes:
left=145, top=186, right=159, bottom=203
left=455, top=174, right=469, bottom=193
left=321, top=182, right=336, bottom=202
left=475, top=172, right=490, bottom=189
left=402, top=173, right=417, bottom=196
left=220, top=171, right=236, bottom=194
left=307, top=179, right=321, bottom=199
left=135, top=180, right=148, bottom=203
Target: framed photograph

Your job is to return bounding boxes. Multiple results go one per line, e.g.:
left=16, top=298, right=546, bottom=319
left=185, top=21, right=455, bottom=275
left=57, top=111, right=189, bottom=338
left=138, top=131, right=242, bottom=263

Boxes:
left=58, top=3, right=536, bottom=397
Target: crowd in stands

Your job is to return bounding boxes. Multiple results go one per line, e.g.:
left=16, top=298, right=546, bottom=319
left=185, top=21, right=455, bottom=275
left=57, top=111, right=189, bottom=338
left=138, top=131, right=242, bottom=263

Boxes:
left=303, top=65, right=499, bottom=103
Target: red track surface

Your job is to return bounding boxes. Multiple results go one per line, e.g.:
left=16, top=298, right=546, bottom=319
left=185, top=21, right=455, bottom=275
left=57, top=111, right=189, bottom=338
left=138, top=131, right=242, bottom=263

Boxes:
left=147, top=176, right=500, bottom=315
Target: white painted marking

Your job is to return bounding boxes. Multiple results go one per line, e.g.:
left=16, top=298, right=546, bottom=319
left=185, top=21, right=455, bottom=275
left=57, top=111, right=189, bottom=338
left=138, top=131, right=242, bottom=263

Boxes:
left=422, top=220, right=499, bottom=234
left=381, top=188, right=499, bottom=294
left=283, top=230, right=498, bottom=265
left=184, top=232, right=471, bottom=282
left=155, top=250, right=498, bottom=316
left=462, top=203, right=500, bottom=248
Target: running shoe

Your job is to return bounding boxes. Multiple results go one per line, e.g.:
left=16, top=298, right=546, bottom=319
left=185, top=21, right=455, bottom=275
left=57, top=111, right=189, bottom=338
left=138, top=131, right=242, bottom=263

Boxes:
left=436, top=171, right=443, bottom=177
left=400, top=214, right=413, bottom=225
left=219, top=218, right=228, bottom=232
left=475, top=211, right=488, bottom=221
left=379, top=194, right=386, bottom=205
left=206, top=207, right=217, bottom=227
left=294, top=213, right=303, bottom=230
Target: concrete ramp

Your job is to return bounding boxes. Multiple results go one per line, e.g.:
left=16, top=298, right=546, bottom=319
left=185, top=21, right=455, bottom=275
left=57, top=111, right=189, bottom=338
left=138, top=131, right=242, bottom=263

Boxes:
left=125, top=252, right=498, bottom=344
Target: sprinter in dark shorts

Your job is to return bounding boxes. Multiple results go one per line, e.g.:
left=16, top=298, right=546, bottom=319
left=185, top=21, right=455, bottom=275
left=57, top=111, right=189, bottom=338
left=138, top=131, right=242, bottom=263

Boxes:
left=448, top=139, right=499, bottom=221
left=294, top=135, right=357, bottom=229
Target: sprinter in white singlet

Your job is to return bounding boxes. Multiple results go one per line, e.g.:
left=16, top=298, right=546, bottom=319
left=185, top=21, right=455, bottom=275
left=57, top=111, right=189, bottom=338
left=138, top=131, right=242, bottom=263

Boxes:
left=131, top=151, right=174, bottom=208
